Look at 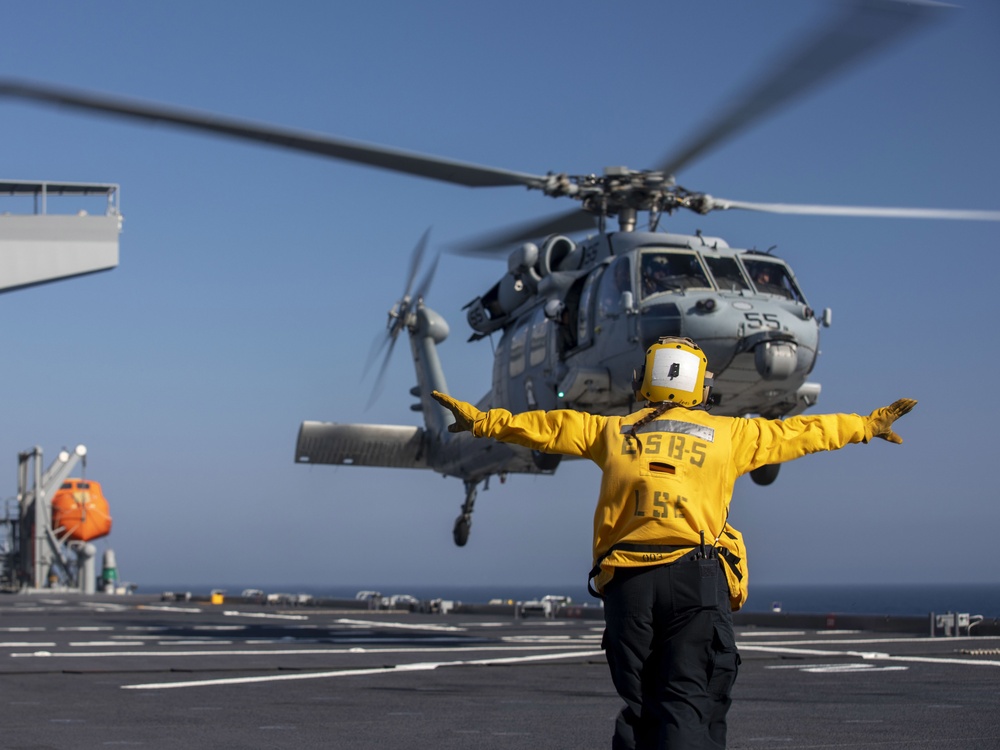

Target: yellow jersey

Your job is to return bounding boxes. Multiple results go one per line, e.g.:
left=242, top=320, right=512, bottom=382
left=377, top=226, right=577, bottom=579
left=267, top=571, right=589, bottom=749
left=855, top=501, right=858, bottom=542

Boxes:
left=473, top=405, right=870, bottom=609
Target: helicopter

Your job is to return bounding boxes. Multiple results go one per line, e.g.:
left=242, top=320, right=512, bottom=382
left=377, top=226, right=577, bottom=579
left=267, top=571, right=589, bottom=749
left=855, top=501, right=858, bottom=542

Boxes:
left=2, top=1, right=998, bottom=549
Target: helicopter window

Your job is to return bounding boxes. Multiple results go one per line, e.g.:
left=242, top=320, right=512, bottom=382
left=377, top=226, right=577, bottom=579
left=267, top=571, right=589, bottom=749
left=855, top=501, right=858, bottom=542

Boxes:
left=742, top=258, right=804, bottom=302
left=598, top=256, right=632, bottom=319
left=529, top=307, right=548, bottom=367
left=703, top=256, right=750, bottom=292
left=640, top=251, right=710, bottom=298
left=509, top=321, right=529, bottom=377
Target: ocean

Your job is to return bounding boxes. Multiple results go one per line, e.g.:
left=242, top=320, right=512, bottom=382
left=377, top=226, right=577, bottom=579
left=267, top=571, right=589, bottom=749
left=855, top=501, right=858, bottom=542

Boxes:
left=149, top=581, right=1000, bottom=618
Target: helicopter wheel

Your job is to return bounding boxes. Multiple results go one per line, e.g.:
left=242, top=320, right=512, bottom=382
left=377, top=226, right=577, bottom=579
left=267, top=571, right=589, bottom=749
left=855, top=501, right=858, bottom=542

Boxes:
left=750, top=464, right=781, bottom=486
left=453, top=514, right=471, bottom=547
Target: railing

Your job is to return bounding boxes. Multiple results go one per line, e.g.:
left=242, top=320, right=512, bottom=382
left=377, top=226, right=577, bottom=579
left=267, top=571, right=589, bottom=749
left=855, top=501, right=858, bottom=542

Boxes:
left=0, top=179, right=120, bottom=216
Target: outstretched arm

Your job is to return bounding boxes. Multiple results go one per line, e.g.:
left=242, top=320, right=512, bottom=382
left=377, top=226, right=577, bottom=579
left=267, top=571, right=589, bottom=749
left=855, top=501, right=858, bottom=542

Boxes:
left=431, top=390, right=600, bottom=457
left=734, top=398, right=918, bottom=473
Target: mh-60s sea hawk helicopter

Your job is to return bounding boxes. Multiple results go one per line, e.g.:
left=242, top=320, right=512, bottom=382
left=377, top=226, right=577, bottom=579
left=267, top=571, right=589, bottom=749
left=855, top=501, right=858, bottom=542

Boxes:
left=2, top=1, right=998, bottom=546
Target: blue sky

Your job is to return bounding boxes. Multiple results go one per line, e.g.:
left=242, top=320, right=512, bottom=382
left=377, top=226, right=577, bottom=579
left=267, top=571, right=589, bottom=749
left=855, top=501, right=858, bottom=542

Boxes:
left=0, top=0, right=997, bottom=597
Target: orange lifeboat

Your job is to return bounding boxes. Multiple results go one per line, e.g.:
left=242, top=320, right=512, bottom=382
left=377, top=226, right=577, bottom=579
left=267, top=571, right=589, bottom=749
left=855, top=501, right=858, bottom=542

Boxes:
left=51, top=478, right=112, bottom=542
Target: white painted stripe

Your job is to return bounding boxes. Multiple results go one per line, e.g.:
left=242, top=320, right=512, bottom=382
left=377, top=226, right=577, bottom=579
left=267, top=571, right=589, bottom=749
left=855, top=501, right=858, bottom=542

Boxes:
left=222, top=611, right=308, bottom=621
left=58, top=626, right=113, bottom=632
left=767, top=662, right=909, bottom=673
left=738, top=635, right=1000, bottom=648
left=70, top=641, right=145, bottom=647
left=333, top=618, right=464, bottom=632
left=740, top=644, right=1000, bottom=667
left=122, top=649, right=605, bottom=690
left=0, top=642, right=57, bottom=648
left=802, top=665, right=909, bottom=674
left=11, top=643, right=599, bottom=659
left=136, top=605, right=202, bottom=614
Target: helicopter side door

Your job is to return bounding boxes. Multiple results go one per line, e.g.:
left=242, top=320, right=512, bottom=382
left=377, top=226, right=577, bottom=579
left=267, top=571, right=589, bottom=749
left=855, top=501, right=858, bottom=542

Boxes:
left=495, top=304, right=563, bottom=414
left=589, top=255, right=638, bottom=394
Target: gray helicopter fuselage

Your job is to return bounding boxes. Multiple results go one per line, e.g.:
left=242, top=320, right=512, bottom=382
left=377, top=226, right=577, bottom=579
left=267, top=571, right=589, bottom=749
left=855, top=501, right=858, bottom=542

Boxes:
left=482, top=231, right=823, bottom=423
left=296, top=228, right=826, bottom=494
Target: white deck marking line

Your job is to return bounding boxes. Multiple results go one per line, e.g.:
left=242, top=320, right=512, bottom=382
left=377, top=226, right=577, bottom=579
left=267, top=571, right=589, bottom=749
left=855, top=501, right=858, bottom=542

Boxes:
left=222, top=611, right=308, bottom=621
left=740, top=644, right=1000, bottom=667
left=58, top=626, right=113, bottom=632
left=121, top=649, right=604, bottom=690
left=136, top=605, right=202, bottom=614
left=333, top=618, right=464, bottom=632
left=738, top=635, right=1000, bottom=647
left=11, top=643, right=598, bottom=659
left=767, top=663, right=909, bottom=673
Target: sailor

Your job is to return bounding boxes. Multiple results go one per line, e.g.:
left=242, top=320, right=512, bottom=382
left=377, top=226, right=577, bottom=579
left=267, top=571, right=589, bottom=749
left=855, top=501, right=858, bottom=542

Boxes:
left=432, top=337, right=916, bottom=749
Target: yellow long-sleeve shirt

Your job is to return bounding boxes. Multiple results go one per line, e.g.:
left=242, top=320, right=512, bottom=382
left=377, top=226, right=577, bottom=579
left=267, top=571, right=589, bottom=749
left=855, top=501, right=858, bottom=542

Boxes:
left=472, top=405, right=871, bottom=608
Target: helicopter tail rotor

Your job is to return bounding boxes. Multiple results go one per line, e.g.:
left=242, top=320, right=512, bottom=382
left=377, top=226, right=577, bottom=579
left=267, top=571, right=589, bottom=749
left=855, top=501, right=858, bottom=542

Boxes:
left=364, top=228, right=439, bottom=409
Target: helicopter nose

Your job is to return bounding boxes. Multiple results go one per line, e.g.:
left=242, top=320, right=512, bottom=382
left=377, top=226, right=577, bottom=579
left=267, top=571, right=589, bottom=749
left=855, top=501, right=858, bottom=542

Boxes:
left=754, top=339, right=798, bottom=380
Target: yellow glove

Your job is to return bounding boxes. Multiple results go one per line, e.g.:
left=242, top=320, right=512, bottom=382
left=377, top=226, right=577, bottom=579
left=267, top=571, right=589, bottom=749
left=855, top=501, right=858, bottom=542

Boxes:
left=866, top=398, right=917, bottom=444
left=432, top=390, right=485, bottom=434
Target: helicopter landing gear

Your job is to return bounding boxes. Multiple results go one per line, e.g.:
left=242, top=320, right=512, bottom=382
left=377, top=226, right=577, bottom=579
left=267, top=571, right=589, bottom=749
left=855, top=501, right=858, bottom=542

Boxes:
left=750, top=463, right=780, bottom=486
left=453, top=479, right=478, bottom=547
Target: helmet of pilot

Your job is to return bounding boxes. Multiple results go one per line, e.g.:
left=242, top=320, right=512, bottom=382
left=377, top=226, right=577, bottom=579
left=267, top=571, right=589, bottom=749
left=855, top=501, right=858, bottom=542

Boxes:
left=634, top=337, right=713, bottom=407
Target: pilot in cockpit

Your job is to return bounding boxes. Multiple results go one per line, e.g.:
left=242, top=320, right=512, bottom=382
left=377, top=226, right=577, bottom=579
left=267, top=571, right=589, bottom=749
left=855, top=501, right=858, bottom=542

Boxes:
left=641, top=255, right=675, bottom=296
left=750, top=264, right=791, bottom=299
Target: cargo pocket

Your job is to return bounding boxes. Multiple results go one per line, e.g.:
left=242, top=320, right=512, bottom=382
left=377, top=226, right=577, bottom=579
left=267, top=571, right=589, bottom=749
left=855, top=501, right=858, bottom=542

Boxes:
left=707, top=617, right=740, bottom=700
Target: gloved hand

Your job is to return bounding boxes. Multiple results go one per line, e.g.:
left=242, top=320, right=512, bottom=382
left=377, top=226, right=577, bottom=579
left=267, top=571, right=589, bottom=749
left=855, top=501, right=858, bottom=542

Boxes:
left=866, top=398, right=917, bottom=444
left=432, top=390, right=484, bottom=434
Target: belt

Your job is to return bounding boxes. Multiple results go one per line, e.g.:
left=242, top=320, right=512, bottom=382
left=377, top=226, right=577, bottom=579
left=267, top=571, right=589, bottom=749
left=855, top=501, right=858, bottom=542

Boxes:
left=588, top=542, right=716, bottom=598
left=588, top=540, right=745, bottom=598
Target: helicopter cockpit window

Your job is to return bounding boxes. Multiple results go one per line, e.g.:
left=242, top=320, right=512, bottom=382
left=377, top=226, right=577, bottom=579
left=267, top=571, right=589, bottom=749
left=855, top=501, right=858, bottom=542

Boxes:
left=742, top=258, right=804, bottom=302
left=703, top=256, right=750, bottom=292
left=640, top=251, right=710, bottom=298
left=597, top=256, right=632, bottom=319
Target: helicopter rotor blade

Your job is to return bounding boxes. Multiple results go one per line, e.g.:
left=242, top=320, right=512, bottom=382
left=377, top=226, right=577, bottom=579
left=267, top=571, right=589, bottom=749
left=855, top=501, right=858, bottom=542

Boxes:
left=403, top=227, right=431, bottom=299
left=656, top=0, right=945, bottom=178
left=706, top=197, right=1000, bottom=222
left=413, top=252, right=440, bottom=303
left=366, top=332, right=400, bottom=411
left=451, top=208, right=597, bottom=256
left=364, top=229, right=435, bottom=409
left=0, top=78, right=549, bottom=190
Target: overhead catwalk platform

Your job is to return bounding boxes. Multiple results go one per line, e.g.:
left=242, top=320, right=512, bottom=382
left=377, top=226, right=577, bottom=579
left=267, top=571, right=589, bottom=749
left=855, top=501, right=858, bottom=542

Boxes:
left=0, top=179, right=121, bottom=293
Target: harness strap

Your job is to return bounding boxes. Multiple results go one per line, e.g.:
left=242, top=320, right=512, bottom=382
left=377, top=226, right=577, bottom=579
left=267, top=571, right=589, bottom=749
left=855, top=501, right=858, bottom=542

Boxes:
left=717, top=547, right=744, bottom=582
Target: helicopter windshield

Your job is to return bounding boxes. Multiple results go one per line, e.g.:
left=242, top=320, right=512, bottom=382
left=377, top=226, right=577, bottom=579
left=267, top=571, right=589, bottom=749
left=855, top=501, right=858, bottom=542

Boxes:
left=703, top=256, right=750, bottom=292
left=640, top=251, right=711, bottom=298
left=741, top=257, right=804, bottom=302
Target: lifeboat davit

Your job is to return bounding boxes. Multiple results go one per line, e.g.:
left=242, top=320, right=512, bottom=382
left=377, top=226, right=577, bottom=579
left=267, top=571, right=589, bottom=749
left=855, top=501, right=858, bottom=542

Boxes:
left=51, top=478, right=112, bottom=542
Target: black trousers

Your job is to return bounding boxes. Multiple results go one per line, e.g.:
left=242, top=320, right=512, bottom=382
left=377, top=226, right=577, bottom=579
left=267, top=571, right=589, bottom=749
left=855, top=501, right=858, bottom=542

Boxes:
left=602, top=556, right=740, bottom=749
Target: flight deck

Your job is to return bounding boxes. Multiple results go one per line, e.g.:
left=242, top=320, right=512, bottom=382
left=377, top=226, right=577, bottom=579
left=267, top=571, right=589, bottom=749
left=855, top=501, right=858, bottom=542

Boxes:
left=0, top=594, right=997, bottom=749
